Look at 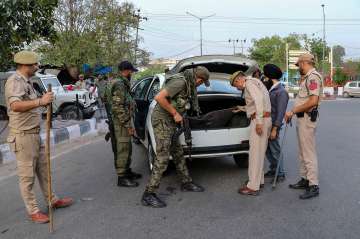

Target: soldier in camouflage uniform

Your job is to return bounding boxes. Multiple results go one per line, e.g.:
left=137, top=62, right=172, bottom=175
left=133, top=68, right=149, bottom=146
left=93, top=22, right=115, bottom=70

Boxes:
left=141, top=66, right=210, bottom=208
left=105, top=61, right=142, bottom=187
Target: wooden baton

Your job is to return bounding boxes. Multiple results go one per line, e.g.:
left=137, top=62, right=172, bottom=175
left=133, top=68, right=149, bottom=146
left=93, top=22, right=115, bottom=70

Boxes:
left=45, top=84, right=54, bottom=233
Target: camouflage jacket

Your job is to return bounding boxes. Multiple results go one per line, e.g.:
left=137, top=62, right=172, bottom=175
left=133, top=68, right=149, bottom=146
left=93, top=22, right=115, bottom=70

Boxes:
left=105, top=76, right=135, bottom=128
left=152, top=69, right=199, bottom=121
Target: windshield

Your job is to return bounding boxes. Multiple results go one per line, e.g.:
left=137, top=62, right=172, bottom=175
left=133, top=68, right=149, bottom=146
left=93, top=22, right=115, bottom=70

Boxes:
left=197, top=79, right=240, bottom=94
left=42, top=77, right=62, bottom=89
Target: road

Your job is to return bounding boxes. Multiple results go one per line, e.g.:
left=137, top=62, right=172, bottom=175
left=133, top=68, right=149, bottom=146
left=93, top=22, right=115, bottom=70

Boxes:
left=0, top=98, right=360, bottom=239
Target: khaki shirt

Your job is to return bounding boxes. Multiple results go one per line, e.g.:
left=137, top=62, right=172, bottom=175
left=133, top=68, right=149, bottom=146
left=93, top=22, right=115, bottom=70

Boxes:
left=5, top=72, right=41, bottom=130
left=75, top=80, right=86, bottom=89
left=294, top=68, right=323, bottom=108
left=244, top=77, right=271, bottom=124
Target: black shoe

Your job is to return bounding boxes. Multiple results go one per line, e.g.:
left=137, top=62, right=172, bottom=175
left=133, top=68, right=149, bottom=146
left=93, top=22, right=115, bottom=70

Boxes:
left=117, top=176, right=139, bottom=187
left=181, top=182, right=205, bottom=192
left=141, top=192, right=167, bottom=208
left=289, top=178, right=309, bottom=190
left=126, top=169, right=142, bottom=180
left=264, top=170, right=276, bottom=178
left=299, top=185, right=319, bottom=199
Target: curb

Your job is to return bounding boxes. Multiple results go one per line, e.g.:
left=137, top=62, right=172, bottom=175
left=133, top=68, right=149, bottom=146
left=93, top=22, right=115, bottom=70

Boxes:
left=0, top=118, right=107, bottom=165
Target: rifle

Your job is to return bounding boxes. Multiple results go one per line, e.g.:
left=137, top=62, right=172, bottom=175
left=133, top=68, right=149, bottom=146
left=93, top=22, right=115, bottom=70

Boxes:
left=172, top=113, right=192, bottom=160
left=104, top=103, right=117, bottom=159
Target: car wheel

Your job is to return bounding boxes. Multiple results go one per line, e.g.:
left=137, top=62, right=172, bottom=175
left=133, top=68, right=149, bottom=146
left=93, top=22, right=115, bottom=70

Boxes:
left=60, top=105, right=84, bottom=120
left=0, top=107, right=8, bottom=121
left=343, top=92, right=349, bottom=98
left=234, top=153, right=249, bottom=168
left=147, top=141, right=156, bottom=172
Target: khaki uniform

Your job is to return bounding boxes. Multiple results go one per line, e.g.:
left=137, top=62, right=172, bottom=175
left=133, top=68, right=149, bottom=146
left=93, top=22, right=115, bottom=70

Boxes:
left=5, top=72, right=57, bottom=215
left=294, top=68, right=323, bottom=186
left=105, top=76, right=135, bottom=177
left=145, top=73, right=193, bottom=193
left=244, top=77, right=272, bottom=191
left=75, top=80, right=86, bottom=89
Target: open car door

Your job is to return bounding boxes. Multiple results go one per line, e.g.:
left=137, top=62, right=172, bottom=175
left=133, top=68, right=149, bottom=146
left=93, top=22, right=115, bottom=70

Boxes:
left=132, top=76, right=160, bottom=140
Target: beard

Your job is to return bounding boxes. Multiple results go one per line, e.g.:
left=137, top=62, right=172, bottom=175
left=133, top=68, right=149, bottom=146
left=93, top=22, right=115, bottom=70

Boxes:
left=262, top=79, right=273, bottom=91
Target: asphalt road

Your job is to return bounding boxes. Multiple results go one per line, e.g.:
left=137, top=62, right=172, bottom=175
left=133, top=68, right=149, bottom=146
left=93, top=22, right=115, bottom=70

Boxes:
left=1, top=98, right=360, bottom=239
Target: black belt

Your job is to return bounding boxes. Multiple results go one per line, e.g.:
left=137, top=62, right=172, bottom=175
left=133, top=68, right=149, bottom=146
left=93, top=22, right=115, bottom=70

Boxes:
left=296, top=112, right=312, bottom=118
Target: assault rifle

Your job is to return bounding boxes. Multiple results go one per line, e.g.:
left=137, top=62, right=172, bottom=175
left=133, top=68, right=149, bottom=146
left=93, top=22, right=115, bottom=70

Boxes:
left=171, top=113, right=192, bottom=160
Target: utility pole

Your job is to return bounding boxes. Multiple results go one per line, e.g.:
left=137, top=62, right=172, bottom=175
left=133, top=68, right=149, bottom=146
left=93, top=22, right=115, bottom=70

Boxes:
left=228, top=39, right=238, bottom=55
left=330, top=45, right=333, bottom=83
left=240, top=39, right=246, bottom=55
left=321, top=4, right=326, bottom=74
left=133, top=9, right=148, bottom=65
left=286, top=43, right=289, bottom=83
left=186, top=12, right=215, bottom=56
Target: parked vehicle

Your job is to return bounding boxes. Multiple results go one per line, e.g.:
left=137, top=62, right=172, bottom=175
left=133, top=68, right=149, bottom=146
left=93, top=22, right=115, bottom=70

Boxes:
left=343, top=81, right=360, bottom=98
left=132, top=55, right=259, bottom=170
left=0, top=72, right=97, bottom=120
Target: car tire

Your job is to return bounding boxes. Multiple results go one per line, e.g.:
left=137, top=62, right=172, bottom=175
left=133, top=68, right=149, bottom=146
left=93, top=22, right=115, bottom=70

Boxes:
left=84, top=111, right=95, bottom=119
left=0, top=107, right=8, bottom=121
left=234, top=153, right=249, bottom=168
left=60, top=105, right=84, bottom=120
left=343, top=92, right=350, bottom=98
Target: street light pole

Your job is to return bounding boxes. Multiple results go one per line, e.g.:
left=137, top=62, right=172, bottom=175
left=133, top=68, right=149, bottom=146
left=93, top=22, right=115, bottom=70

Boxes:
left=228, top=39, right=238, bottom=55
left=186, top=12, right=215, bottom=56
left=321, top=4, right=326, bottom=73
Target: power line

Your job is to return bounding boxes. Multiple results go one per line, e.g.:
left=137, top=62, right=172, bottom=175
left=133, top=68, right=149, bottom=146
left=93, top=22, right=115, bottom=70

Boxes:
left=161, top=45, right=200, bottom=58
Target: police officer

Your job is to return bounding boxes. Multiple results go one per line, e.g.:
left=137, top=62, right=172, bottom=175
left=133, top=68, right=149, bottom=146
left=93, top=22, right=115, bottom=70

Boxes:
left=5, top=51, right=73, bottom=224
left=230, top=71, right=272, bottom=196
left=285, top=53, right=323, bottom=199
left=141, top=66, right=210, bottom=208
left=105, top=61, right=142, bottom=187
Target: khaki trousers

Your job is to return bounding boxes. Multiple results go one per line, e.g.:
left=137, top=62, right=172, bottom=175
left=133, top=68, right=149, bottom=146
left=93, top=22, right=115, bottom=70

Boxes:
left=247, top=118, right=272, bottom=191
left=296, top=114, right=319, bottom=186
left=7, top=131, right=57, bottom=214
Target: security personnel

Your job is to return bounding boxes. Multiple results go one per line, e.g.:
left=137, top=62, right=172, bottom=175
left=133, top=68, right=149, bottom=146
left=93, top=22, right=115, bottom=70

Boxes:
left=5, top=51, right=73, bottom=224
left=106, top=61, right=141, bottom=187
left=285, top=53, right=323, bottom=199
left=141, top=66, right=210, bottom=208
left=230, top=71, right=272, bottom=196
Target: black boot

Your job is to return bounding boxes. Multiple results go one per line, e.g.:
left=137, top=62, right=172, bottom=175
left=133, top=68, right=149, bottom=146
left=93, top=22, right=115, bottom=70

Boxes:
left=299, top=185, right=319, bottom=199
left=181, top=182, right=205, bottom=192
left=141, top=192, right=166, bottom=208
left=126, top=169, right=142, bottom=180
left=289, top=178, right=309, bottom=190
left=264, top=170, right=276, bottom=178
left=117, top=176, right=139, bottom=187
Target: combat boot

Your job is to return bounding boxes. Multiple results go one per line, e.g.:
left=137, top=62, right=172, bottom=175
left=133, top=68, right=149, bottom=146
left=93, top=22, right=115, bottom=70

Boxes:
left=141, top=192, right=166, bottom=208
left=117, top=176, right=139, bottom=187
left=181, top=182, right=205, bottom=192
left=289, top=178, right=309, bottom=190
left=125, top=169, right=142, bottom=180
left=299, top=185, right=319, bottom=199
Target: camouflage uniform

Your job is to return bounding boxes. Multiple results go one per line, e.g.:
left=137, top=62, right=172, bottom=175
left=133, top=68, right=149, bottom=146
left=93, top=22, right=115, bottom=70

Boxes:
left=145, top=71, right=196, bottom=193
left=105, top=75, right=135, bottom=177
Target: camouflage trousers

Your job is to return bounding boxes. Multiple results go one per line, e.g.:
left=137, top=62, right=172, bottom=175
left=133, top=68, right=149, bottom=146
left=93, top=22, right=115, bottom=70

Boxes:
left=113, top=120, right=132, bottom=177
left=145, top=117, right=192, bottom=193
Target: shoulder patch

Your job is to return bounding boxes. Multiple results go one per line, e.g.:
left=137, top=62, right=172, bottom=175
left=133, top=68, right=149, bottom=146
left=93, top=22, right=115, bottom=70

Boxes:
left=309, top=79, right=318, bottom=91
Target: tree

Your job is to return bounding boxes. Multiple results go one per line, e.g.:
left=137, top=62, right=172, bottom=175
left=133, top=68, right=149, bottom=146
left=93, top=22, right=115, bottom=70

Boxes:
left=0, top=0, right=58, bottom=70
left=333, top=68, right=347, bottom=86
left=249, top=34, right=302, bottom=70
left=332, top=45, right=346, bottom=67
left=303, top=36, right=330, bottom=70
left=38, top=0, right=150, bottom=69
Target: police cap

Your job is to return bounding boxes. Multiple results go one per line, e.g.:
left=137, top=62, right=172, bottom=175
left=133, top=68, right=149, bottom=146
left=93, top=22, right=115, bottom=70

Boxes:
left=14, top=51, right=39, bottom=65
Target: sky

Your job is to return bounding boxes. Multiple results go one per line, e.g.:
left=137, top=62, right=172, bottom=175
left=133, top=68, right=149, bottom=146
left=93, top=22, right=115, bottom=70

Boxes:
left=126, top=0, right=360, bottom=60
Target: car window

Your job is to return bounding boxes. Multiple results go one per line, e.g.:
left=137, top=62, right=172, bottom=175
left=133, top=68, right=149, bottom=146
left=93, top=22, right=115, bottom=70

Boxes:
left=197, top=79, right=241, bottom=94
left=147, top=78, right=160, bottom=101
left=358, top=82, right=360, bottom=88
left=133, top=77, right=153, bottom=100
left=349, top=82, right=357, bottom=87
